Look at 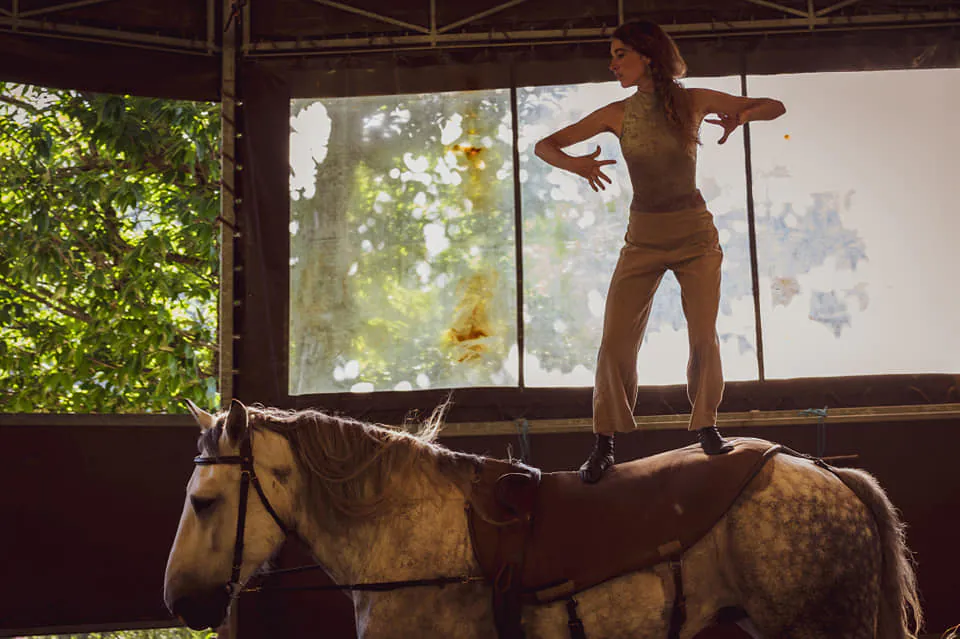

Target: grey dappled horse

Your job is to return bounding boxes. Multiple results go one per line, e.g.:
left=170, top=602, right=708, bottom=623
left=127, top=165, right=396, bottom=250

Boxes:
left=164, top=400, right=922, bottom=638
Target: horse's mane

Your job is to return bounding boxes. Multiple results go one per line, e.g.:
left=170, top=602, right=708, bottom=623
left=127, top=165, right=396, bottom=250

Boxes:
left=244, top=403, right=482, bottom=530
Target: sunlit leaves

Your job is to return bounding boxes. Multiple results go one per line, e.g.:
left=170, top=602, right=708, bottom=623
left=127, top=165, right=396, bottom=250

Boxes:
left=0, top=83, right=220, bottom=413
left=26, top=628, right=216, bottom=639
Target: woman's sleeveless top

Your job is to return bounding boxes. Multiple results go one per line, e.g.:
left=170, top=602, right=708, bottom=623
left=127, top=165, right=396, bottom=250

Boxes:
left=619, top=90, right=703, bottom=213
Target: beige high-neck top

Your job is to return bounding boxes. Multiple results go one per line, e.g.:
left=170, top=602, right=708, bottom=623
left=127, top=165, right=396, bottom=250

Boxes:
left=619, top=90, right=703, bottom=213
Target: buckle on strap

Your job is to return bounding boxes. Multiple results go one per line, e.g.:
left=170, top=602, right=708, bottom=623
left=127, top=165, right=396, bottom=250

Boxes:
left=565, top=597, right=586, bottom=639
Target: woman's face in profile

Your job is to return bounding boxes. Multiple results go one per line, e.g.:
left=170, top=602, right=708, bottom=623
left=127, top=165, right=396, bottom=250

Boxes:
left=609, top=38, right=649, bottom=88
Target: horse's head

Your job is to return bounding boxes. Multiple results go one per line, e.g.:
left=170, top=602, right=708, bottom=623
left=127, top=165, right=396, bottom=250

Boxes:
left=163, top=399, right=297, bottom=630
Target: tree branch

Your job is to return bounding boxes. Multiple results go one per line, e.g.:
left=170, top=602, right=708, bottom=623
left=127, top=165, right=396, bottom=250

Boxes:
left=0, top=276, right=94, bottom=324
left=45, top=208, right=112, bottom=269
left=164, top=252, right=207, bottom=268
left=0, top=94, right=42, bottom=115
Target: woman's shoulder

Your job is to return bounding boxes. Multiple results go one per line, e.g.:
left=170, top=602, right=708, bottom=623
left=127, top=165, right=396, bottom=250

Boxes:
left=606, top=98, right=629, bottom=116
left=684, top=86, right=710, bottom=109
left=601, top=98, right=630, bottom=136
left=683, top=87, right=725, bottom=122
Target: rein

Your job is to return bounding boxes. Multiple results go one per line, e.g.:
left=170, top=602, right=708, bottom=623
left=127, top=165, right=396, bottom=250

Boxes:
left=193, top=432, right=484, bottom=599
left=245, top=570, right=485, bottom=594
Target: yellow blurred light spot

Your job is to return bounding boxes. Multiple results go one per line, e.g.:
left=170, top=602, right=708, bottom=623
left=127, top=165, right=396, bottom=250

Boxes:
left=442, top=270, right=497, bottom=364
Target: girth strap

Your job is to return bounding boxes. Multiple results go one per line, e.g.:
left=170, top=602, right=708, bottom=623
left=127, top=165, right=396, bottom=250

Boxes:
left=667, top=560, right=686, bottom=639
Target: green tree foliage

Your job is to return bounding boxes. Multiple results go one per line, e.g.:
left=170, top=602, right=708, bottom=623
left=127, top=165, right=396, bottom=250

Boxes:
left=0, top=84, right=220, bottom=412
left=22, top=628, right=215, bottom=639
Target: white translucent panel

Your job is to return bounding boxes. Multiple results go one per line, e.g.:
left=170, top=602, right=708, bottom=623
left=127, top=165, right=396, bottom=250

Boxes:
left=289, top=91, right=518, bottom=395
left=748, top=69, right=960, bottom=378
left=519, top=76, right=757, bottom=388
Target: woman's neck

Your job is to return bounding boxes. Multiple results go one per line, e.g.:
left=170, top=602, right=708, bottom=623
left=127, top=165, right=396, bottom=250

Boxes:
left=634, top=77, right=655, bottom=93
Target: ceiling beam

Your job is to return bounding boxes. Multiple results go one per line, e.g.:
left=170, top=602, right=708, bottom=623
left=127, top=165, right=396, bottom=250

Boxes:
left=742, top=0, right=811, bottom=19
left=305, top=0, right=432, bottom=35
left=437, top=0, right=530, bottom=34
left=816, top=0, right=863, bottom=17
left=207, top=0, right=216, bottom=53
left=2, top=2, right=955, bottom=59
left=0, top=16, right=215, bottom=53
left=17, top=0, right=117, bottom=19
left=245, top=10, right=960, bottom=56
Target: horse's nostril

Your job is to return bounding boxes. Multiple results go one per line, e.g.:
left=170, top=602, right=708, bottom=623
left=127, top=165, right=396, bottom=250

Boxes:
left=171, top=589, right=230, bottom=630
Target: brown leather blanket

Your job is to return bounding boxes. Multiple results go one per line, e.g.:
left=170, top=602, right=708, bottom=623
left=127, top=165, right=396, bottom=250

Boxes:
left=468, top=437, right=782, bottom=610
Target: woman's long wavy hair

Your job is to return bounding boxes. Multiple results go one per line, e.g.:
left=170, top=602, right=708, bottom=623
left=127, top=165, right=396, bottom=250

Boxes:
left=613, top=20, right=698, bottom=150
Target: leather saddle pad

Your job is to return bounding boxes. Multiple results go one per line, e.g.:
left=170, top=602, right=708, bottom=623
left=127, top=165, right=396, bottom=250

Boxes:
left=469, top=437, right=781, bottom=604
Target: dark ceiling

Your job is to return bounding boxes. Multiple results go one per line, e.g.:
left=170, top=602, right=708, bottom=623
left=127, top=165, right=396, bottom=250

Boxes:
left=1, top=1, right=958, bottom=96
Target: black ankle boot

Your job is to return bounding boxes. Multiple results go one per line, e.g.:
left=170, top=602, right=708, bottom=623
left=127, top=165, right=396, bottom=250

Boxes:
left=579, top=434, right=615, bottom=484
left=697, top=426, right=734, bottom=455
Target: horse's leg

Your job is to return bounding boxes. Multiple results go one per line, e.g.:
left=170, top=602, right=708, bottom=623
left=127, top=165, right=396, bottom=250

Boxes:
left=720, top=455, right=881, bottom=638
left=353, top=585, right=494, bottom=638
left=735, top=617, right=765, bottom=639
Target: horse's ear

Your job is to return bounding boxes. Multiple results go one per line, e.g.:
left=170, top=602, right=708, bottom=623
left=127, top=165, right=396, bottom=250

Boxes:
left=224, top=399, right=249, bottom=444
left=184, top=399, right=216, bottom=431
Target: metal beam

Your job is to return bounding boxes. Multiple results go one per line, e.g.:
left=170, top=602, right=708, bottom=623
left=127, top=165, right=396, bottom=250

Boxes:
left=0, top=16, right=215, bottom=53
left=306, top=0, right=431, bottom=34
left=207, top=0, right=216, bottom=53
left=219, top=0, right=238, bottom=408
left=435, top=403, right=960, bottom=437
left=243, top=0, right=251, bottom=53
left=17, top=0, right=117, bottom=19
left=437, top=0, right=530, bottom=34
left=4, top=402, right=958, bottom=431
left=742, top=0, right=811, bottom=19
left=4, top=4, right=954, bottom=59
left=245, top=10, right=960, bottom=56
left=816, top=0, right=863, bottom=17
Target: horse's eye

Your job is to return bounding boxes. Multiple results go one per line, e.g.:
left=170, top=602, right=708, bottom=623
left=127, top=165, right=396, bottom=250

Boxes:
left=191, top=495, right=219, bottom=515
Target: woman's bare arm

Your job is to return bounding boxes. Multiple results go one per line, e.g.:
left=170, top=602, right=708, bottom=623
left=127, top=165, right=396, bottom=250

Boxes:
left=690, top=88, right=786, bottom=144
left=534, top=102, right=624, bottom=191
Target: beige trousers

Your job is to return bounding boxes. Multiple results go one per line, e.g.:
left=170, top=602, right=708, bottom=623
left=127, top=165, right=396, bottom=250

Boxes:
left=593, top=206, right=724, bottom=433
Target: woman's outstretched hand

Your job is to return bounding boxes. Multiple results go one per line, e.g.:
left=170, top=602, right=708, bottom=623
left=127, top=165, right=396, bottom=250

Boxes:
left=705, top=112, right=742, bottom=145
left=570, top=146, right=617, bottom=191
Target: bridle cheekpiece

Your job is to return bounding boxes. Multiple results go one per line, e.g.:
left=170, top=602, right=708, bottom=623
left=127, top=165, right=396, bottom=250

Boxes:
left=193, top=430, right=289, bottom=598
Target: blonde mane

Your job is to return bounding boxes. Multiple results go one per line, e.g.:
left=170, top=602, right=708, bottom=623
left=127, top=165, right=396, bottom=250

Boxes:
left=246, top=404, right=480, bottom=531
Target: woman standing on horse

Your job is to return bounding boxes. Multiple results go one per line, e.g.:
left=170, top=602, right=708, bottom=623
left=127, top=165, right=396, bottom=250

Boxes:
left=534, top=20, right=786, bottom=483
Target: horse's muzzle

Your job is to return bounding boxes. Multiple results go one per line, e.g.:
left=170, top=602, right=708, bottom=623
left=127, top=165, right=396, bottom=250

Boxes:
left=169, top=586, right=230, bottom=630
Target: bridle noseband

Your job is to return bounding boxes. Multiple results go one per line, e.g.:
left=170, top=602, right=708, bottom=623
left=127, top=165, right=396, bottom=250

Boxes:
left=193, top=431, right=289, bottom=598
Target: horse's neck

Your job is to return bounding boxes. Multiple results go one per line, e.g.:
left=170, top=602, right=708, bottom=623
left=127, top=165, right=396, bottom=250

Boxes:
left=299, top=463, right=477, bottom=585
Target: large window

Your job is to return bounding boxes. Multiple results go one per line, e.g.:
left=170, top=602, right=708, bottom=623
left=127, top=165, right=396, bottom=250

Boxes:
left=289, top=91, right=518, bottom=395
left=749, top=69, right=960, bottom=378
left=288, top=68, right=960, bottom=396
left=517, top=76, right=756, bottom=387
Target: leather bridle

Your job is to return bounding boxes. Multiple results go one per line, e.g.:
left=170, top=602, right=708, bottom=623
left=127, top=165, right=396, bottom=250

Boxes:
left=193, top=431, right=289, bottom=598
left=192, top=428, right=482, bottom=600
